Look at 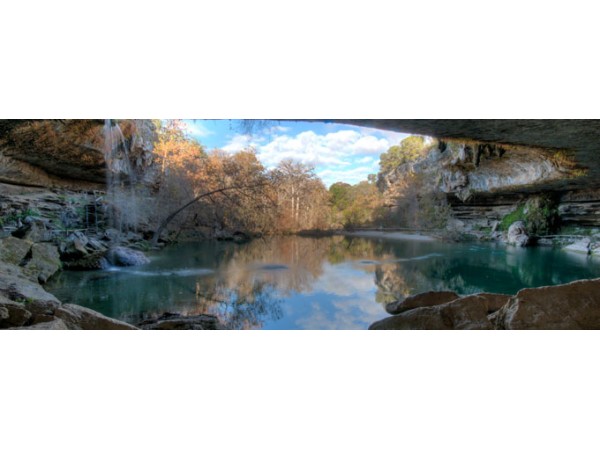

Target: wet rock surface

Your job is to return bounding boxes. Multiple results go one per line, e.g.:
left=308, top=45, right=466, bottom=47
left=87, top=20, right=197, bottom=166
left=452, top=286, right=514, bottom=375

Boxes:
left=137, top=313, right=225, bottom=330
left=106, top=246, right=150, bottom=267
left=563, top=238, right=591, bottom=254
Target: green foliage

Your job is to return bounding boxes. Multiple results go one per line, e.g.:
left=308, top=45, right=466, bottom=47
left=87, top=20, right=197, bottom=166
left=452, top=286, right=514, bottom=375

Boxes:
left=329, top=182, right=352, bottom=211
left=499, top=197, right=559, bottom=235
left=328, top=180, right=384, bottom=229
left=499, top=206, right=526, bottom=231
left=1, top=208, right=40, bottom=226
left=379, top=135, right=427, bottom=171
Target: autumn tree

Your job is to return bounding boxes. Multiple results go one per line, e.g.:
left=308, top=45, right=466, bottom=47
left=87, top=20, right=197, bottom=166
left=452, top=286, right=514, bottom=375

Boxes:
left=149, top=122, right=273, bottom=243
left=271, top=160, right=330, bottom=232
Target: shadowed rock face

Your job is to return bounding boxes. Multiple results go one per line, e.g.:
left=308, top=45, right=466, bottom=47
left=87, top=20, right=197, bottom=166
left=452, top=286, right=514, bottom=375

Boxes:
left=335, top=120, right=600, bottom=193
left=338, top=120, right=600, bottom=156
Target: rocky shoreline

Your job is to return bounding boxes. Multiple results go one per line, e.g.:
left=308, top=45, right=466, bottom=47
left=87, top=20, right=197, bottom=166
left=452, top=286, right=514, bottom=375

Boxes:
left=369, top=278, right=600, bottom=330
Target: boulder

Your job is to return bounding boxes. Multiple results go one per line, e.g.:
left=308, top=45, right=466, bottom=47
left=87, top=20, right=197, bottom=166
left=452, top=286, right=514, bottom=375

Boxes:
left=59, top=231, right=90, bottom=259
left=0, top=295, right=33, bottom=327
left=0, top=260, right=63, bottom=306
left=106, top=246, right=150, bottom=267
left=494, top=278, right=600, bottom=329
left=11, top=317, right=69, bottom=330
left=0, top=236, right=32, bottom=265
left=563, top=238, right=591, bottom=255
left=138, top=313, right=225, bottom=330
left=507, top=221, right=530, bottom=247
left=370, top=296, right=493, bottom=330
left=12, top=220, right=52, bottom=242
left=22, top=296, right=62, bottom=317
left=86, top=238, right=107, bottom=252
left=54, top=304, right=138, bottom=330
left=385, top=291, right=460, bottom=315
left=461, top=292, right=511, bottom=314
left=24, top=243, right=62, bottom=283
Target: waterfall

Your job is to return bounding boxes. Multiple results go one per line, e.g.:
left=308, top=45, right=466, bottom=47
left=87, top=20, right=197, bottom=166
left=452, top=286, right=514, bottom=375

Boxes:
left=102, top=120, right=140, bottom=238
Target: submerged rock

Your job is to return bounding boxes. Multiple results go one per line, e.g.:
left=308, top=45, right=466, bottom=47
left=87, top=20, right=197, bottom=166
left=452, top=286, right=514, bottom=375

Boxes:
left=563, top=238, right=591, bottom=255
left=507, top=221, right=530, bottom=247
left=137, top=313, right=225, bottom=330
left=494, top=278, right=600, bottom=329
left=106, top=246, right=150, bottom=267
left=385, top=291, right=460, bottom=315
left=63, top=253, right=109, bottom=271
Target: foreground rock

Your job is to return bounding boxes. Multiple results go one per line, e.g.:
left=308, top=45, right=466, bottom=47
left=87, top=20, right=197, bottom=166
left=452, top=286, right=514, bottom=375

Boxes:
left=54, top=304, right=138, bottom=330
left=0, top=259, right=137, bottom=330
left=385, top=291, right=459, bottom=314
left=371, top=280, right=600, bottom=330
left=461, top=293, right=511, bottom=314
left=507, top=221, right=530, bottom=247
left=106, top=246, right=150, bottom=267
left=494, top=278, right=600, bottom=329
left=371, top=296, right=494, bottom=330
left=137, top=313, right=226, bottom=330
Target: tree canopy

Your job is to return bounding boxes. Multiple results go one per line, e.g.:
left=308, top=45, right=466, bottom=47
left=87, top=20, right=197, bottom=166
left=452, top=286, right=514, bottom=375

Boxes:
left=379, top=135, right=427, bottom=171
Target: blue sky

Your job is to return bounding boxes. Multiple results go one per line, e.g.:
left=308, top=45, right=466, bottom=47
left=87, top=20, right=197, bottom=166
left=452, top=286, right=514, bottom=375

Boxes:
left=181, top=120, right=409, bottom=187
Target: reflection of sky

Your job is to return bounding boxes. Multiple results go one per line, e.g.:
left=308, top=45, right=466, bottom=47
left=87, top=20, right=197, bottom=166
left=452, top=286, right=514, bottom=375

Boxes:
left=263, top=263, right=388, bottom=330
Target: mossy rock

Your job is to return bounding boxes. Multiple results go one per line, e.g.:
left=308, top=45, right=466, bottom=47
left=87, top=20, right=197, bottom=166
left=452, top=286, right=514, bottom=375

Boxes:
left=499, top=196, right=559, bottom=235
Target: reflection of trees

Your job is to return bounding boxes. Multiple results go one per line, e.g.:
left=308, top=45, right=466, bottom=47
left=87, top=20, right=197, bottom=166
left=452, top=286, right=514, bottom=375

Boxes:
left=221, top=236, right=330, bottom=294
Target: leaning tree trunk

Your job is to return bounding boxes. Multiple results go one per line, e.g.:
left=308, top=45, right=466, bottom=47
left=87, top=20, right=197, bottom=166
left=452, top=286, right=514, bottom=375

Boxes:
left=150, top=184, right=265, bottom=246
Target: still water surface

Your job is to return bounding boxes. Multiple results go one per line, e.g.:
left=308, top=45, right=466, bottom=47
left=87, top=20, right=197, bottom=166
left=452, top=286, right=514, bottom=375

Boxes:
left=46, top=235, right=600, bottom=329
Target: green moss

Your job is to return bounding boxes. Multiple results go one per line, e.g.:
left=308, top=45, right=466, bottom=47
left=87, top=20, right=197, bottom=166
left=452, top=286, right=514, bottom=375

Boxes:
left=499, top=205, right=526, bottom=231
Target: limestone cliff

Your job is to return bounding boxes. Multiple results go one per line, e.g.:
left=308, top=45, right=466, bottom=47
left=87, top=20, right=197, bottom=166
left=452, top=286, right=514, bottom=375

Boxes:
left=0, top=119, right=157, bottom=190
left=378, top=138, right=599, bottom=230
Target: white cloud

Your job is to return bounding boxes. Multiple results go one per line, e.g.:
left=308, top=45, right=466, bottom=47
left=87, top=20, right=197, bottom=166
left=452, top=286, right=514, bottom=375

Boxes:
left=184, top=121, right=213, bottom=139
left=220, top=126, right=402, bottom=186
left=317, top=166, right=378, bottom=187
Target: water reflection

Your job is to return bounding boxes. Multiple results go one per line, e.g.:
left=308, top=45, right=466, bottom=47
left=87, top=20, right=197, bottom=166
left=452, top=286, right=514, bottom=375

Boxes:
left=46, top=236, right=600, bottom=329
